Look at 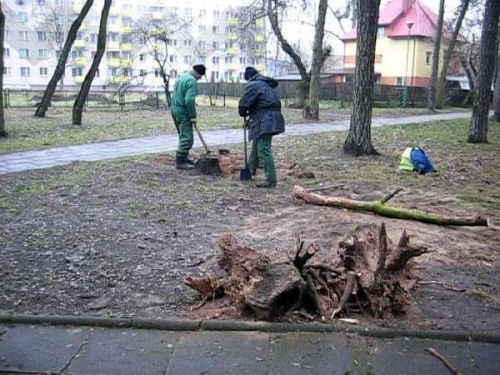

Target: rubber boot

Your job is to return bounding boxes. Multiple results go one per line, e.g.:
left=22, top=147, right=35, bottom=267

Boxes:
left=176, top=155, right=195, bottom=170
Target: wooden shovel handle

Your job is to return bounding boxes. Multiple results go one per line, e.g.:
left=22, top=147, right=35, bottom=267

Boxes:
left=193, top=121, right=211, bottom=154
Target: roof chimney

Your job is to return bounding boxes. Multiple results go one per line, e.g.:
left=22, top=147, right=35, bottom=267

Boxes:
left=402, top=0, right=414, bottom=13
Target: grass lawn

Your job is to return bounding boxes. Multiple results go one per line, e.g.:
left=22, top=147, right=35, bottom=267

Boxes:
left=0, top=99, right=469, bottom=154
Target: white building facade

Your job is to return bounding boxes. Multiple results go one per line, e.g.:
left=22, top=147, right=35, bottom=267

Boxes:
left=3, top=0, right=268, bottom=90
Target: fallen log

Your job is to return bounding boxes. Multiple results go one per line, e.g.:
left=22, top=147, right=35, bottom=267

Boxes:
left=292, top=185, right=488, bottom=226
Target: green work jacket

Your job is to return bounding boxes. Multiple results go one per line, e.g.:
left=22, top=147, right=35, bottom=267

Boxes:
left=171, top=72, right=198, bottom=118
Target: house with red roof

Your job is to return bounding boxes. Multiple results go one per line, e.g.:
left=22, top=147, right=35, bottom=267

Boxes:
left=341, top=0, right=462, bottom=87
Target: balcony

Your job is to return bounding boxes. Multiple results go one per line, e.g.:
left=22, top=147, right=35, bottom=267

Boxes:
left=109, top=7, right=120, bottom=16
left=152, top=12, right=163, bottom=20
left=227, top=47, right=237, bottom=55
left=256, top=19, right=265, bottom=28
left=255, top=63, right=264, bottom=71
left=121, top=43, right=132, bottom=51
left=74, top=57, right=87, bottom=66
left=254, top=49, right=265, bottom=57
left=122, top=26, right=132, bottom=35
left=227, top=63, right=238, bottom=71
left=108, top=58, right=121, bottom=67
left=227, top=33, right=238, bottom=40
left=73, top=40, right=86, bottom=49
left=255, top=34, right=265, bottom=42
left=120, top=59, right=132, bottom=68
left=74, top=76, right=84, bottom=83
left=227, top=18, right=238, bottom=26
left=121, top=11, right=133, bottom=18
left=79, top=23, right=86, bottom=31
left=108, top=41, right=120, bottom=50
left=109, top=76, right=132, bottom=85
left=108, top=24, right=120, bottom=33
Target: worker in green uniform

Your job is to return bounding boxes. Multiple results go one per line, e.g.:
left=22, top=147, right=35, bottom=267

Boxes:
left=238, top=67, right=285, bottom=187
left=171, top=64, right=206, bottom=170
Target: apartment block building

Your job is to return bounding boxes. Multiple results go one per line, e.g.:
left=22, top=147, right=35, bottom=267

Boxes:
left=3, top=0, right=267, bottom=90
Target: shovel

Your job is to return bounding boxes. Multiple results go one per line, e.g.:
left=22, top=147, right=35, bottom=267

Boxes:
left=240, top=118, right=252, bottom=180
left=193, top=121, right=222, bottom=175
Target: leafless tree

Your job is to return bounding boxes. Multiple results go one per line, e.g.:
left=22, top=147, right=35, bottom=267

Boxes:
left=435, top=0, right=471, bottom=108
left=427, top=0, right=446, bottom=111
left=35, top=0, right=94, bottom=118
left=0, top=1, right=6, bottom=137
left=468, top=0, right=500, bottom=143
left=343, top=0, right=381, bottom=156
left=72, top=0, right=112, bottom=125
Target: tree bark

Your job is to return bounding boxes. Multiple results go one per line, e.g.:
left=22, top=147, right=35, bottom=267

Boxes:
left=468, top=0, right=500, bottom=143
left=343, top=0, right=380, bottom=156
left=0, top=2, right=6, bottom=137
left=35, top=0, right=94, bottom=118
left=304, top=0, right=328, bottom=120
left=292, top=185, right=489, bottom=226
left=72, top=0, right=112, bottom=125
left=436, top=0, right=470, bottom=109
left=427, top=0, right=446, bottom=111
left=493, top=50, right=500, bottom=122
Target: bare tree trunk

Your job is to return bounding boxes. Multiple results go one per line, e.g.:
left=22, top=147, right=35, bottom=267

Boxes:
left=493, top=49, right=500, bottom=122
left=427, top=0, right=446, bottom=111
left=343, top=0, right=381, bottom=156
left=0, top=2, right=6, bottom=137
left=72, top=0, right=111, bottom=125
left=160, top=72, right=171, bottom=107
left=436, top=0, right=470, bottom=109
left=35, top=0, right=94, bottom=118
left=468, top=0, right=500, bottom=143
left=304, top=0, right=328, bottom=120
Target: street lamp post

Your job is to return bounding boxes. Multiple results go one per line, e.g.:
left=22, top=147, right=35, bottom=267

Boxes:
left=402, top=20, right=414, bottom=108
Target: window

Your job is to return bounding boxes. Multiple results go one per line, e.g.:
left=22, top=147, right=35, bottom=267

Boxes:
left=212, top=41, right=219, bottom=50
left=183, top=55, right=191, bottom=64
left=225, top=56, right=232, bottom=63
left=169, top=69, right=177, bottom=78
left=17, top=0, right=27, bottom=4
left=4, top=48, right=9, bottom=58
left=139, top=53, right=146, bottom=61
left=139, top=69, right=147, bottom=77
left=90, top=33, right=97, bottom=43
left=212, top=26, right=219, bottom=34
left=167, top=39, right=177, bottom=46
left=107, top=33, right=119, bottom=42
left=5, top=31, right=10, bottom=40
left=212, top=56, right=219, bottom=64
left=169, top=55, right=176, bottom=63
left=72, top=68, right=83, bottom=76
left=107, top=51, right=120, bottom=59
left=199, top=9, right=206, bottom=17
left=38, top=49, right=49, bottom=59
left=72, top=50, right=83, bottom=58
left=426, top=52, right=432, bottom=66
left=199, top=25, right=206, bottom=34
left=123, top=68, right=132, bottom=77
left=39, top=67, right=48, bottom=76
left=184, top=39, right=191, bottom=47
left=239, top=57, right=246, bottom=65
left=19, top=49, right=29, bottom=58
left=396, top=77, right=406, bottom=86
left=213, top=71, right=219, bottom=79
left=122, top=18, right=132, bottom=27
left=19, top=31, right=29, bottom=41
left=18, top=12, right=28, bottom=23
left=199, top=40, right=206, bottom=51
left=154, top=69, right=161, bottom=77
left=56, top=14, right=65, bottom=25
left=3, top=67, right=11, bottom=75
left=37, top=31, right=47, bottom=41
left=122, top=51, right=132, bottom=59
left=108, top=68, right=119, bottom=76
left=77, top=32, right=85, bottom=40
left=213, top=10, right=219, bottom=18
left=20, top=67, right=30, bottom=77
left=377, top=27, right=385, bottom=37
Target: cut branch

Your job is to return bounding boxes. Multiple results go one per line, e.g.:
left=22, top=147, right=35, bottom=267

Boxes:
left=292, top=185, right=488, bottom=227
left=425, top=347, right=462, bottom=375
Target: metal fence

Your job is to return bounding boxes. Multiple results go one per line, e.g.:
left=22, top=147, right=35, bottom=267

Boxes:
left=2, top=82, right=435, bottom=110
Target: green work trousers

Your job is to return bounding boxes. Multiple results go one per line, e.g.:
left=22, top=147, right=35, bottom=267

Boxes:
left=171, top=107, right=193, bottom=157
left=249, top=134, right=276, bottom=183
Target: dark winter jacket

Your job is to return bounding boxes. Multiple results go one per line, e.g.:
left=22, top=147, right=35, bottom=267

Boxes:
left=238, top=75, right=285, bottom=141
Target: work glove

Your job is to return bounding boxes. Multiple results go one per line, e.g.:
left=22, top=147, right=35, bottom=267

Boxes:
left=243, top=117, right=249, bottom=129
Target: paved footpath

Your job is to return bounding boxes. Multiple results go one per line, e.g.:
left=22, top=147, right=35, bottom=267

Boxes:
left=1, top=322, right=500, bottom=375
left=0, top=112, right=472, bottom=175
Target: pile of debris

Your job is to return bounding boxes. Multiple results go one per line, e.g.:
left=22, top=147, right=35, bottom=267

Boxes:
left=183, top=223, right=428, bottom=321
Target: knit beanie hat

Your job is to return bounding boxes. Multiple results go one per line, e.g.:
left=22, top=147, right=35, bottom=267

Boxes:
left=244, top=66, right=258, bottom=80
left=193, top=64, right=207, bottom=76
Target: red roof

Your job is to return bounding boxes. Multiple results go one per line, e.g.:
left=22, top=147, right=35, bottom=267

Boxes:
left=341, top=0, right=438, bottom=40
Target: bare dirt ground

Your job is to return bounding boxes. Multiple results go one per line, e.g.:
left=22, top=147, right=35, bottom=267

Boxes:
left=1, top=119, right=499, bottom=332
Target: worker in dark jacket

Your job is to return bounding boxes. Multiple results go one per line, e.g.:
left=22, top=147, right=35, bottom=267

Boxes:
left=238, top=67, right=285, bottom=187
left=171, top=64, right=206, bottom=170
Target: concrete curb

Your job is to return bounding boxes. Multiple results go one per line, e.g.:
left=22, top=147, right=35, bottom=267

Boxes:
left=1, top=313, right=499, bottom=344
